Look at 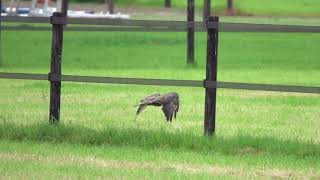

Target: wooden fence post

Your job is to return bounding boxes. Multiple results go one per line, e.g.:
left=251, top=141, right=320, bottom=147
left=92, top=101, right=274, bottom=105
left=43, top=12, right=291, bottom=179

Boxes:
left=49, top=12, right=64, bottom=124
left=61, top=0, right=69, bottom=16
left=227, top=0, right=234, bottom=15
left=203, top=0, right=211, bottom=22
left=204, top=16, right=219, bottom=136
left=187, top=0, right=194, bottom=64
left=106, top=0, right=114, bottom=14
left=164, top=0, right=171, bottom=8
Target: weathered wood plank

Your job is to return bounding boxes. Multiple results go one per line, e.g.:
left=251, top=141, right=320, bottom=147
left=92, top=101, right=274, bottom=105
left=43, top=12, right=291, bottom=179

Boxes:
left=187, top=0, right=195, bottom=64
left=204, top=16, right=219, bottom=136
left=203, top=0, right=211, bottom=22
left=165, top=0, right=171, bottom=8
left=61, top=0, right=69, bottom=16
left=49, top=12, right=64, bottom=124
left=106, top=0, right=114, bottom=14
left=227, top=0, right=235, bottom=15
left=1, top=72, right=319, bottom=94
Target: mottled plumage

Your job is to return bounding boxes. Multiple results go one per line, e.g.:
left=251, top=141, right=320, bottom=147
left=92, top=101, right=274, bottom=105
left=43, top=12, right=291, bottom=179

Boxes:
left=135, top=92, right=180, bottom=122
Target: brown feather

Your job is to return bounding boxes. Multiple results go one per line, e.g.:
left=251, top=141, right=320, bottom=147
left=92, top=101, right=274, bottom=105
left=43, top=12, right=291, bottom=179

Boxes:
left=135, top=92, right=179, bottom=122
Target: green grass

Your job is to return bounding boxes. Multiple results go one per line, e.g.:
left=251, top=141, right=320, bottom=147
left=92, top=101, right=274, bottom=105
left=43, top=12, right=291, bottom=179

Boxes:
left=1, top=123, right=320, bottom=158
left=1, top=17, right=320, bottom=178
left=2, top=31, right=320, bottom=85
left=0, top=139, right=319, bottom=179
left=235, top=0, right=320, bottom=16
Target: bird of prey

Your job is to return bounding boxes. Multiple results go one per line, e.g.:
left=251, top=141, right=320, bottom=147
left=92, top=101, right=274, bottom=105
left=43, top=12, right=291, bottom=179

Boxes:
left=135, top=92, right=180, bottom=122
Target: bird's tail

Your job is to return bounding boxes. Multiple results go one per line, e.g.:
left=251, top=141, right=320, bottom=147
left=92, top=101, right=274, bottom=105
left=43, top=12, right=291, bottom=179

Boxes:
left=133, top=104, right=147, bottom=121
left=136, top=104, right=147, bottom=116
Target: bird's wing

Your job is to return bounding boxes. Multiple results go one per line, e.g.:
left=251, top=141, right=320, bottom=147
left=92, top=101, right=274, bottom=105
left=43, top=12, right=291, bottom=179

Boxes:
left=161, top=93, right=179, bottom=121
left=139, top=94, right=161, bottom=104
left=162, top=102, right=174, bottom=121
left=135, top=94, right=161, bottom=117
left=173, top=94, right=179, bottom=119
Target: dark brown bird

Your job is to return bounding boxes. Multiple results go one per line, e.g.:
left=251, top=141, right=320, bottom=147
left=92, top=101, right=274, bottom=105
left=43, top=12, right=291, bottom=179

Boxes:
left=135, top=92, right=180, bottom=122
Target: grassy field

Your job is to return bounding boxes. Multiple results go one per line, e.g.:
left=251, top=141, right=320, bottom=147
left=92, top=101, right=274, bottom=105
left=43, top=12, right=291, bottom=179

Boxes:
left=108, top=0, right=320, bottom=17
left=1, top=17, right=320, bottom=178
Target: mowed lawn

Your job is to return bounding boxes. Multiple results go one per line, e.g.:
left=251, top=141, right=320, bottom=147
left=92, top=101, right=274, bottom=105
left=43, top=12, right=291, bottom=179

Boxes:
left=0, top=20, right=320, bottom=178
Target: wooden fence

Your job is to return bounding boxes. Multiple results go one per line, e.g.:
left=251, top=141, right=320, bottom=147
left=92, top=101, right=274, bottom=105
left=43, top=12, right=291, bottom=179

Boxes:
left=3, top=16, right=320, bottom=33
left=1, top=9, right=320, bottom=135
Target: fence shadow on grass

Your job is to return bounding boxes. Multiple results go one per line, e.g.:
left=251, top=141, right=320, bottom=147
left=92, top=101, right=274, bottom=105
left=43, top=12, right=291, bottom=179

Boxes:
left=0, top=122, right=319, bottom=159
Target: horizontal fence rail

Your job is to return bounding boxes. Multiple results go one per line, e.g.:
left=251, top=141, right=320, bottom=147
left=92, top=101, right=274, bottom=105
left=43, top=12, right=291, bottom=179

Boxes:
left=0, top=72, right=48, bottom=80
left=1, top=25, right=205, bottom=32
left=1, top=72, right=319, bottom=94
left=220, top=23, right=320, bottom=33
left=2, top=16, right=204, bottom=28
left=51, top=17, right=205, bottom=28
left=1, top=16, right=50, bottom=23
left=2, top=16, right=320, bottom=33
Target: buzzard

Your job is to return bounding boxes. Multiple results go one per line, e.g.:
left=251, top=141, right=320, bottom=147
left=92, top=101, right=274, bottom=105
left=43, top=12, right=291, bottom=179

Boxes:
left=135, top=92, right=180, bottom=122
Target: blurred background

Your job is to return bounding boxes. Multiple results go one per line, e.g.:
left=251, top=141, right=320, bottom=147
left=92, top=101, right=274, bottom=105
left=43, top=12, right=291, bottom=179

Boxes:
left=2, top=0, right=320, bottom=21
